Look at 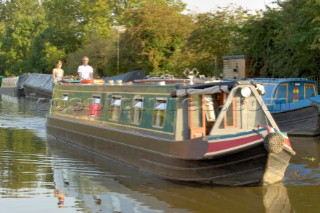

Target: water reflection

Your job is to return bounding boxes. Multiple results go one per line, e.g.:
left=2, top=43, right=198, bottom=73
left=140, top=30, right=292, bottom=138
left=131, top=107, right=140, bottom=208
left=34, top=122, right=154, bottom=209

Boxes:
left=285, top=136, right=320, bottom=185
left=47, top=137, right=293, bottom=213
left=0, top=95, right=319, bottom=212
left=0, top=128, right=52, bottom=197
left=0, top=96, right=47, bottom=138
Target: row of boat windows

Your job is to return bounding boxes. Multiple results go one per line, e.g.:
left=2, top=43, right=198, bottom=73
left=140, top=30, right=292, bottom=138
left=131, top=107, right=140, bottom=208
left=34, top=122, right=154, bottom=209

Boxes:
left=62, top=94, right=167, bottom=128
left=275, top=83, right=316, bottom=103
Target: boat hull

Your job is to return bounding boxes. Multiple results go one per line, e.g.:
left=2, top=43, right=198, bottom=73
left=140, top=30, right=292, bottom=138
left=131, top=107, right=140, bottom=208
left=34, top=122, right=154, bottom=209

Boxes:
left=271, top=105, right=320, bottom=136
left=46, top=115, right=293, bottom=186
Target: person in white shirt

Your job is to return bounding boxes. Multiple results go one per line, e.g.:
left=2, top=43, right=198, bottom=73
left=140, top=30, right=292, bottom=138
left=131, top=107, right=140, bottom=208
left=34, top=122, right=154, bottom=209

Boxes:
left=78, top=56, right=93, bottom=80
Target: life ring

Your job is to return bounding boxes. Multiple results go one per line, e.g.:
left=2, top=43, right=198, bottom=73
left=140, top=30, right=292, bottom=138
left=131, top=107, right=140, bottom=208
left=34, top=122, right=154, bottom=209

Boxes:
left=81, top=79, right=94, bottom=84
left=264, top=133, right=284, bottom=154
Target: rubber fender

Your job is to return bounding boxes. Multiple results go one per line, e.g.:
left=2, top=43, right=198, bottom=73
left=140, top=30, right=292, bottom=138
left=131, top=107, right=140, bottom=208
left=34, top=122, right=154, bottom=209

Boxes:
left=264, top=133, right=284, bottom=154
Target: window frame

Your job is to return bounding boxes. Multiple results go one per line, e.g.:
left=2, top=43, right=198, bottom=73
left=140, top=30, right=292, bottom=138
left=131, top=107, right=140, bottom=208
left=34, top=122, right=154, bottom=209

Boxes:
left=275, top=83, right=288, bottom=103
left=152, top=98, right=167, bottom=128
left=304, top=83, right=316, bottom=99
left=131, top=96, right=144, bottom=125
left=109, top=95, right=122, bottom=121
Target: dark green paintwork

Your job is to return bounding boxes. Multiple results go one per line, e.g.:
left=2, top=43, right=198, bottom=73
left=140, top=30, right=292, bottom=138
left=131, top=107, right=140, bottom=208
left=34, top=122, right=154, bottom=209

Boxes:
left=51, top=84, right=178, bottom=134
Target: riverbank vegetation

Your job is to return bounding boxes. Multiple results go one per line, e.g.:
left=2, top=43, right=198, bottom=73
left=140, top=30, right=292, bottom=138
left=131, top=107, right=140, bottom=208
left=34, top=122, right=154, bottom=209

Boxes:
left=0, top=0, right=319, bottom=77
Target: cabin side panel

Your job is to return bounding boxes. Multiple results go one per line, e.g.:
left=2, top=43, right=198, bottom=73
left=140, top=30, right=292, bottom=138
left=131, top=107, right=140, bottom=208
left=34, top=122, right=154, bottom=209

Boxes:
left=51, top=84, right=177, bottom=140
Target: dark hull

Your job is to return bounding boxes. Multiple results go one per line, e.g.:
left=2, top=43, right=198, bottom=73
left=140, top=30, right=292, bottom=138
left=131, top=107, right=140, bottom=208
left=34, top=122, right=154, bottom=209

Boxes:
left=46, top=115, right=293, bottom=186
left=272, top=105, right=320, bottom=136
left=0, top=87, right=24, bottom=97
left=24, top=86, right=52, bottom=100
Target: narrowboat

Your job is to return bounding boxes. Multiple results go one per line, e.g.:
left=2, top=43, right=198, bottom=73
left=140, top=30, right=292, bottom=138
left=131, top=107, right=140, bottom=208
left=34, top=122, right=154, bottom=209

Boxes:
left=252, top=78, right=320, bottom=136
left=0, top=73, right=29, bottom=97
left=46, top=79, right=295, bottom=186
left=23, top=73, right=53, bottom=99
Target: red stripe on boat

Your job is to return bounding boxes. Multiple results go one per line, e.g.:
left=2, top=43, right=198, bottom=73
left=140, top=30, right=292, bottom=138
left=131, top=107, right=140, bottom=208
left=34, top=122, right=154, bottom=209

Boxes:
left=207, top=134, right=263, bottom=153
left=266, top=126, right=274, bottom=133
left=284, top=138, right=292, bottom=148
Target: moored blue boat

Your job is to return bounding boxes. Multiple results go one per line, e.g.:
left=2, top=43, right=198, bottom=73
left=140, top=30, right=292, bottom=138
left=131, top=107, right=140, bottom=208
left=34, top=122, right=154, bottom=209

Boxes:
left=252, top=78, right=320, bottom=136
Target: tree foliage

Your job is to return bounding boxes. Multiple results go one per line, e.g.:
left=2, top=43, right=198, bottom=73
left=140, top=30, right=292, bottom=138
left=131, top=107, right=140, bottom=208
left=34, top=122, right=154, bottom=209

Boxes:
left=0, top=0, right=46, bottom=74
left=184, top=6, right=253, bottom=76
left=0, top=0, right=320, bottom=78
left=242, top=0, right=320, bottom=77
left=120, top=2, right=193, bottom=75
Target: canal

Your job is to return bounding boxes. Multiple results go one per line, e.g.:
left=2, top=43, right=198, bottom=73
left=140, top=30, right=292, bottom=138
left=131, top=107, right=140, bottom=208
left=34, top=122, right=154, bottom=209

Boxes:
left=0, top=95, right=319, bottom=213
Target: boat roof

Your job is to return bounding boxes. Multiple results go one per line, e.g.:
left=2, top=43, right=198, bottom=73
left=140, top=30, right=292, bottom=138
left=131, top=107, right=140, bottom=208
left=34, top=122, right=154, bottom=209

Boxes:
left=132, top=79, right=251, bottom=89
left=250, top=78, right=315, bottom=84
left=104, top=70, right=146, bottom=83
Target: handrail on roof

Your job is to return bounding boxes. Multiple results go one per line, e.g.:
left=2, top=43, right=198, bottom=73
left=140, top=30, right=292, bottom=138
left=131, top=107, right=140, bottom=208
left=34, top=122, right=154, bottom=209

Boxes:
left=249, top=78, right=310, bottom=82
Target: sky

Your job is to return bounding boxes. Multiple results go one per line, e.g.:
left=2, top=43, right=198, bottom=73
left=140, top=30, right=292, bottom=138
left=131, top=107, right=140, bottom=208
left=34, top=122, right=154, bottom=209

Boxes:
left=182, top=0, right=277, bottom=13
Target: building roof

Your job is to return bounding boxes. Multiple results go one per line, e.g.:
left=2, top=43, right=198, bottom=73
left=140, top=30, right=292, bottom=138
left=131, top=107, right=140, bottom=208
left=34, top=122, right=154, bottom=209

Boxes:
left=222, top=55, right=249, bottom=60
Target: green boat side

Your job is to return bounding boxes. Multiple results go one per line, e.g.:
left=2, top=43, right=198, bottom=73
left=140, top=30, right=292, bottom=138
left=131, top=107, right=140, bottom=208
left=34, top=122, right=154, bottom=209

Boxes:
left=51, top=83, right=185, bottom=140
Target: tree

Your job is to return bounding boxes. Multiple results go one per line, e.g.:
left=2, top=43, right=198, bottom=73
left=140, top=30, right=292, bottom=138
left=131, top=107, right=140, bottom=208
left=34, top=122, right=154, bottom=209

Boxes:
left=119, top=2, right=194, bottom=75
left=27, top=0, right=114, bottom=73
left=0, top=0, right=47, bottom=74
left=242, top=0, right=320, bottom=77
left=184, top=6, right=253, bottom=77
left=110, top=0, right=186, bottom=25
left=64, top=34, right=117, bottom=77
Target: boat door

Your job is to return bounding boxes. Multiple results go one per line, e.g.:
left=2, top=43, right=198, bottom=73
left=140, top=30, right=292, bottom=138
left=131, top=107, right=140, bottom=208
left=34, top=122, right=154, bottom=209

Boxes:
left=188, top=95, right=206, bottom=139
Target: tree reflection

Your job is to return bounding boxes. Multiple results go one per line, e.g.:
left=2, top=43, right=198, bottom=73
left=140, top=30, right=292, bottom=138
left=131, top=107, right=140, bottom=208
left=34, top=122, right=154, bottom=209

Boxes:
left=0, top=128, right=53, bottom=194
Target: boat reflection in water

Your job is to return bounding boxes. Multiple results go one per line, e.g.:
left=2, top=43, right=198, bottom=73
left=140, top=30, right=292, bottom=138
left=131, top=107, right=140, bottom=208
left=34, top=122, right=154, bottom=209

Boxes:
left=47, top=136, right=293, bottom=213
left=286, top=136, right=320, bottom=185
left=284, top=136, right=320, bottom=213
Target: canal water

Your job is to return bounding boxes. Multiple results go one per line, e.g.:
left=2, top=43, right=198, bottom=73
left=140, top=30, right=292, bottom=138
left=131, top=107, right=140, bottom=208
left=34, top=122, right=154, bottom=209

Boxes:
left=0, top=95, right=319, bottom=213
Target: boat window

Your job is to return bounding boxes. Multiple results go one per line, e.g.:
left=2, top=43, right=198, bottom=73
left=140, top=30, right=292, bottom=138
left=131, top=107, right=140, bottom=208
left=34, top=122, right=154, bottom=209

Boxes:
left=131, top=96, right=144, bottom=124
left=261, top=83, right=276, bottom=105
left=305, top=83, right=316, bottom=98
left=90, top=95, right=102, bottom=117
left=109, top=96, right=122, bottom=121
left=62, top=93, right=69, bottom=101
left=204, top=95, right=215, bottom=122
left=153, top=98, right=167, bottom=128
left=275, top=84, right=288, bottom=103
left=92, top=95, right=101, bottom=104
left=225, top=98, right=237, bottom=128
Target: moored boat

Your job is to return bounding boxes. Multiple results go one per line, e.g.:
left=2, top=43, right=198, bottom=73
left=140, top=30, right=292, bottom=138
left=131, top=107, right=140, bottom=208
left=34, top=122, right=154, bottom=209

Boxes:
left=23, top=73, right=53, bottom=99
left=46, top=78, right=295, bottom=186
left=252, top=78, right=320, bottom=136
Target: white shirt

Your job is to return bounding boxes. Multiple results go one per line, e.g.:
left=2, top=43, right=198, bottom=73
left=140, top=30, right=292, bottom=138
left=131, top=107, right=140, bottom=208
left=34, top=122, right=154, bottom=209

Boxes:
left=77, top=65, right=93, bottom=80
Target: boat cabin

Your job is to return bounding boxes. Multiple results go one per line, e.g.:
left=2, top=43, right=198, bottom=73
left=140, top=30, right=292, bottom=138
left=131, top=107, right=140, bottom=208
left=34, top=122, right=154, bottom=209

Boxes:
left=252, top=78, right=320, bottom=112
left=50, top=79, right=276, bottom=141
